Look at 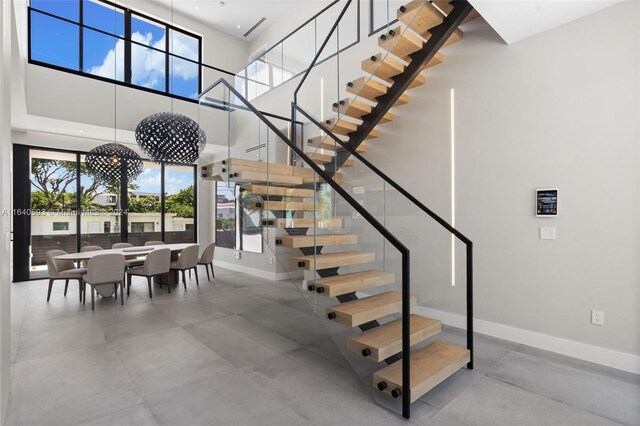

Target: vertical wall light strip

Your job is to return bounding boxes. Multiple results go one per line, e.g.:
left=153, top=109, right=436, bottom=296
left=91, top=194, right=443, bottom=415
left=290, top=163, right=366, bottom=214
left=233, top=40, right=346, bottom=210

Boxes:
left=450, top=88, right=456, bottom=287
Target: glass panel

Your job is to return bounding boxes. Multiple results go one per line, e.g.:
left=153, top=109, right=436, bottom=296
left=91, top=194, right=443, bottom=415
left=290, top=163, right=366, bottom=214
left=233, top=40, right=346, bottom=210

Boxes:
left=245, top=58, right=270, bottom=100
left=83, top=28, right=124, bottom=81
left=128, top=161, right=162, bottom=246
left=83, top=0, right=125, bottom=36
left=371, top=0, right=406, bottom=33
left=164, top=164, right=195, bottom=244
left=169, top=55, right=198, bottom=99
left=29, top=150, right=78, bottom=279
left=131, top=44, right=166, bottom=90
left=131, top=14, right=166, bottom=91
left=131, top=14, right=166, bottom=50
left=169, top=29, right=198, bottom=61
left=282, top=21, right=315, bottom=76
left=31, top=0, right=79, bottom=22
left=30, top=11, right=80, bottom=70
left=79, top=154, right=122, bottom=249
left=215, top=181, right=236, bottom=249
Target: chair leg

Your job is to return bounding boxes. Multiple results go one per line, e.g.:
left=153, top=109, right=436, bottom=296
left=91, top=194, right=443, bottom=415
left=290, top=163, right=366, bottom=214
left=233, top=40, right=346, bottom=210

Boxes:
left=47, top=279, right=54, bottom=302
left=210, top=263, right=214, bottom=278
left=78, top=279, right=83, bottom=302
left=127, top=274, right=132, bottom=296
left=194, top=267, right=199, bottom=286
left=83, top=282, right=87, bottom=304
left=204, top=264, right=210, bottom=281
left=166, top=275, right=171, bottom=294
left=147, top=277, right=152, bottom=299
left=182, top=270, right=187, bottom=290
left=114, top=284, right=117, bottom=300
left=64, top=279, right=69, bottom=296
left=91, top=287, right=95, bottom=310
left=120, top=282, right=124, bottom=305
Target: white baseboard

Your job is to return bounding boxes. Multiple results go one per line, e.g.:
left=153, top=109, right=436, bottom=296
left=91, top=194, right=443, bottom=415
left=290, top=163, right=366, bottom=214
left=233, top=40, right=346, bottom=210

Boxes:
left=213, top=260, right=303, bottom=281
left=413, top=306, right=640, bottom=375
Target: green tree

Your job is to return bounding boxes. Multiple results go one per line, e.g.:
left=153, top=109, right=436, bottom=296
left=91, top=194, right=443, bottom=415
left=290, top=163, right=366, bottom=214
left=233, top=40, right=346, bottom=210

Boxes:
left=165, top=185, right=194, bottom=218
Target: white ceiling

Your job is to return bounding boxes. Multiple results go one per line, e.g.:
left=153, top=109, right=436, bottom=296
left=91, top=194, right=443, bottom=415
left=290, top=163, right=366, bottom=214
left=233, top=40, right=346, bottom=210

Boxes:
left=152, top=0, right=299, bottom=41
left=471, top=0, right=625, bottom=44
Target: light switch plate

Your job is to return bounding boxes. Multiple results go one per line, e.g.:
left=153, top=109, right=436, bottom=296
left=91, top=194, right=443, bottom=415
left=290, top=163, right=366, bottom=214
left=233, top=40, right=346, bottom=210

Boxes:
left=540, top=227, right=556, bottom=240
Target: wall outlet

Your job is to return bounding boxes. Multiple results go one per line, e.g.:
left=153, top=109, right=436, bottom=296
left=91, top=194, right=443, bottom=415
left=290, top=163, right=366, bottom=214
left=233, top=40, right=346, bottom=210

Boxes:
left=233, top=251, right=241, bottom=260
left=269, top=256, right=274, bottom=265
left=591, top=310, right=604, bottom=326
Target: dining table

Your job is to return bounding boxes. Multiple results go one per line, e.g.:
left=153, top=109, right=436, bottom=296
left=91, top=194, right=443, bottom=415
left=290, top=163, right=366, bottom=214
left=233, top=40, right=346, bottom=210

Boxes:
left=54, top=243, right=199, bottom=296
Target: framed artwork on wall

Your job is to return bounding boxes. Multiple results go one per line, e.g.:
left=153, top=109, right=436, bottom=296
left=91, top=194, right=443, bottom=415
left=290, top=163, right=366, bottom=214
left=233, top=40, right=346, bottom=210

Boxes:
left=536, top=188, right=558, bottom=217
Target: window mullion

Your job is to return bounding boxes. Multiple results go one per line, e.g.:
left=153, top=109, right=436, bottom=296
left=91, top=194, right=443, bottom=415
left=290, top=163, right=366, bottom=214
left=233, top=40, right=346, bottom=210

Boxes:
left=165, top=25, right=170, bottom=95
left=124, top=9, right=132, bottom=84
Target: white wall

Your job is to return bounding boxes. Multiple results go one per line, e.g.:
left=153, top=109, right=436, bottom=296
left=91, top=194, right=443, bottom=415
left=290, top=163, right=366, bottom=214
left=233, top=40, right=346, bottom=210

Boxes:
left=237, top=0, right=640, bottom=370
left=0, top=0, right=11, bottom=423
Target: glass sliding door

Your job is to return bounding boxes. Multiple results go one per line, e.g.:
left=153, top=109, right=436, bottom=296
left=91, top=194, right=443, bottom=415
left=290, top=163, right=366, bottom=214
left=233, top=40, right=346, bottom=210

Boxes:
left=164, top=164, right=196, bottom=244
left=79, top=154, right=122, bottom=250
left=29, top=149, right=78, bottom=279
left=15, top=146, right=199, bottom=281
left=128, top=161, right=162, bottom=245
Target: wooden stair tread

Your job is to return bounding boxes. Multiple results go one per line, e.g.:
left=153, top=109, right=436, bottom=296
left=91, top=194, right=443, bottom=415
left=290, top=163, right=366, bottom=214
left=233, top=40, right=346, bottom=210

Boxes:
left=397, top=0, right=444, bottom=37
left=362, top=53, right=426, bottom=89
left=333, top=98, right=393, bottom=124
left=373, top=341, right=470, bottom=402
left=203, top=158, right=343, bottom=186
left=263, top=217, right=343, bottom=229
left=244, top=184, right=314, bottom=198
left=327, top=291, right=417, bottom=327
left=309, top=269, right=395, bottom=297
left=432, top=0, right=481, bottom=23
left=322, top=118, right=380, bottom=140
left=234, top=171, right=303, bottom=186
left=291, top=251, right=375, bottom=271
left=379, top=25, right=455, bottom=63
left=347, top=314, right=441, bottom=362
left=254, top=200, right=328, bottom=212
left=347, top=77, right=409, bottom=107
left=306, top=152, right=355, bottom=167
left=277, top=233, right=358, bottom=248
left=307, top=136, right=368, bottom=153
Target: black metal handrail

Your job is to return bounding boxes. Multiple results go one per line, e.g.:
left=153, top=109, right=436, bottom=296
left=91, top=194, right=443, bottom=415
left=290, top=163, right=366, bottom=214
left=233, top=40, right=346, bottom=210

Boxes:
left=292, top=0, right=353, bottom=107
left=295, top=102, right=474, bottom=370
left=201, top=77, right=412, bottom=418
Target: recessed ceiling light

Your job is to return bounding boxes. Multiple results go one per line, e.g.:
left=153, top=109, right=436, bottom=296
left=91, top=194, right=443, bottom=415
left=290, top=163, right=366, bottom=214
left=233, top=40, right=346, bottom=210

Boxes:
left=237, top=24, right=241, bottom=29
left=78, top=130, right=84, bottom=133
left=194, top=5, right=199, bottom=10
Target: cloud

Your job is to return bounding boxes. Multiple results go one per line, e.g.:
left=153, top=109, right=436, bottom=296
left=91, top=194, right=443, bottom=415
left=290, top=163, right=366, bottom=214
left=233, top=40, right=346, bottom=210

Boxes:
left=87, top=31, right=199, bottom=89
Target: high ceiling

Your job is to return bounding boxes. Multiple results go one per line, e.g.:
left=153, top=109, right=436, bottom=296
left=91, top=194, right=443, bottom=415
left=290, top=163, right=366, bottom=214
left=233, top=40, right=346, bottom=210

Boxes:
left=471, top=0, right=625, bottom=44
left=152, top=0, right=307, bottom=41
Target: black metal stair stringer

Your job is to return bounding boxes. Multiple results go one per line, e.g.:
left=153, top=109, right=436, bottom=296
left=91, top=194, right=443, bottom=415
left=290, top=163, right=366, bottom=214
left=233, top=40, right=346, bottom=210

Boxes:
left=325, top=0, right=474, bottom=173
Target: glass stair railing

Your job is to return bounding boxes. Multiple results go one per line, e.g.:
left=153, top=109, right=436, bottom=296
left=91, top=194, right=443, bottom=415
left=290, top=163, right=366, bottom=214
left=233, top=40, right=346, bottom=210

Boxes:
left=197, top=0, right=477, bottom=420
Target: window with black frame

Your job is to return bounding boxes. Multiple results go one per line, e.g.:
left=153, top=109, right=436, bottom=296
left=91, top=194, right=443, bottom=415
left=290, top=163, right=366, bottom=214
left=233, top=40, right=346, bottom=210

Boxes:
left=29, top=0, right=202, bottom=100
left=20, top=145, right=197, bottom=280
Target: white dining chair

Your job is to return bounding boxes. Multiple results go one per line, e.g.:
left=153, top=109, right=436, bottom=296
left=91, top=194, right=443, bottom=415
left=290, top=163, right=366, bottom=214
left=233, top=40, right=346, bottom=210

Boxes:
left=80, top=245, right=103, bottom=268
left=144, top=241, right=165, bottom=246
left=45, top=250, right=87, bottom=302
left=82, top=253, right=125, bottom=310
left=126, top=248, right=171, bottom=298
left=198, top=243, right=215, bottom=281
left=170, top=245, right=199, bottom=289
left=113, top=242, right=145, bottom=268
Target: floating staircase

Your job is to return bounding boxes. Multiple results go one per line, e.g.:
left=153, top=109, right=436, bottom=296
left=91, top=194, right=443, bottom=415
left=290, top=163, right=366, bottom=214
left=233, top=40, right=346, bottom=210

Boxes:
left=202, top=0, right=478, bottom=419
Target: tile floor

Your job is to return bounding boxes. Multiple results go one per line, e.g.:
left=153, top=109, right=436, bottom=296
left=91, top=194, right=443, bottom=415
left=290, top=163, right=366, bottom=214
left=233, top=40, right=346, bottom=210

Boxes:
left=6, top=268, right=640, bottom=425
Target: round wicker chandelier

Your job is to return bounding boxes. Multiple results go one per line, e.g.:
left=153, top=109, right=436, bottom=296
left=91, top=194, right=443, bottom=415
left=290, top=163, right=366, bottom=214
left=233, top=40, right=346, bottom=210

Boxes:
left=135, top=112, right=206, bottom=164
left=86, top=143, right=144, bottom=184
